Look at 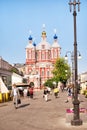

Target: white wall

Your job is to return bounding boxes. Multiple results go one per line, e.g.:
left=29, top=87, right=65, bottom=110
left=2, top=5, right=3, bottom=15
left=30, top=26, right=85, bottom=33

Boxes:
left=12, top=72, right=23, bottom=85
left=0, top=77, right=9, bottom=93
left=80, top=72, right=87, bottom=90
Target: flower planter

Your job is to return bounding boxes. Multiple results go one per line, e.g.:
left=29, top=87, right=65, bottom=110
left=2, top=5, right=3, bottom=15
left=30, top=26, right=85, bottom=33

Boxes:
left=66, top=108, right=87, bottom=123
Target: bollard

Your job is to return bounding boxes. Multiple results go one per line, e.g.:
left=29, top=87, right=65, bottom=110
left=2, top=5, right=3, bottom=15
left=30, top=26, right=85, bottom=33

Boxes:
left=2, top=93, right=6, bottom=102
left=0, top=93, right=2, bottom=103
left=5, top=93, right=9, bottom=101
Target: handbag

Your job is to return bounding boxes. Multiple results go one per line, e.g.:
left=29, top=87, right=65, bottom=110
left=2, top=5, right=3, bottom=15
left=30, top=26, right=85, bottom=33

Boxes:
left=17, top=98, right=21, bottom=104
left=27, top=90, right=30, bottom=96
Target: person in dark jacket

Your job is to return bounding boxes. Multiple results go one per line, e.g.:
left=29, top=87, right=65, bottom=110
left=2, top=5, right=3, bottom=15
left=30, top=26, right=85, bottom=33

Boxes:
left=29, top=87, right=34, bottom=98
left=43, top=87, right=48, bottom=101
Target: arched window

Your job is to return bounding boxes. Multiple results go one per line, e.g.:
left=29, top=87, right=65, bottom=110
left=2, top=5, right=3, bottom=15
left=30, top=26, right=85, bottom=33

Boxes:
left=47, top=71, right=49, bottom=77
left=42, top=69, right=44, bottom=76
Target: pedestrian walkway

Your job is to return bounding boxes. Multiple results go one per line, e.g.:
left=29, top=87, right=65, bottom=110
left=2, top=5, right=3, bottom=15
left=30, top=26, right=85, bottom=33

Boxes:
left=0, top=90, right=87, bottom=130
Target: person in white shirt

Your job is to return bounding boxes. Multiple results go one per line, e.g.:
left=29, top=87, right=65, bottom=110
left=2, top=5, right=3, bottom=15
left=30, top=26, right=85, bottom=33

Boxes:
left=11, top=84, right=20, bottom=109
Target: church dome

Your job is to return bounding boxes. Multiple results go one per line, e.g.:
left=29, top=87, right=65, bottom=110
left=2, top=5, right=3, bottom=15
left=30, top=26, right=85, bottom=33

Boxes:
left=26, top=35, right=34, bottom=49
left=53, top=34, right=58, bottom=39
left=33, top=42, right=36, bottom=47
left=37, top=28, right=50, bottom=50
left=28, top=35, right=33, bottom=40
left=42, top=31, right=46, bottom=36
left=51, top=34, right=60, bottom=48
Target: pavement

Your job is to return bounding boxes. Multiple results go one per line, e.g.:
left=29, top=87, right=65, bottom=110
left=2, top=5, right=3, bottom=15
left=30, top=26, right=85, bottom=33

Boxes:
left=0, top=90, right=87, bottom=130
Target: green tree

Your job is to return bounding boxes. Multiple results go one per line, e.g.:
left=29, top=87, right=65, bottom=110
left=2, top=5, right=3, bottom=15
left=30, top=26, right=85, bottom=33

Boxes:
left=44, top=79, right=54, bottom=88
left=10, top=67, right=19, bottom=74
left=52, top=57, right=71, bottom=84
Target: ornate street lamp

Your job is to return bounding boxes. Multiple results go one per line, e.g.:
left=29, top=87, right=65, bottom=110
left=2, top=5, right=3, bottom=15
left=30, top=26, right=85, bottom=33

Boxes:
left=65, top=51, right=81, bottom=99
left=68, top=0, right=82, bottom=125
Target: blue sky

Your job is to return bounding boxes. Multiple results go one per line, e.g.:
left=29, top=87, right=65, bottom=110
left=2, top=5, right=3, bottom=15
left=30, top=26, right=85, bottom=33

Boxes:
left=0, top=0, right=87, bottom=74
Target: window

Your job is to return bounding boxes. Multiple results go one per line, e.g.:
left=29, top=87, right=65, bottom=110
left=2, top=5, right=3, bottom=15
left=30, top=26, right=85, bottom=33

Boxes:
left=47, top=71, right=49, bottom=77
left=29, top=52, right=31, bottom=59
left=53, top=50, right=57, bottom=58
left=42, top=69, right=44, bottom=76
left=41, top=53, right=45, bottom=59
left=42, top=45, right=45, bottom=49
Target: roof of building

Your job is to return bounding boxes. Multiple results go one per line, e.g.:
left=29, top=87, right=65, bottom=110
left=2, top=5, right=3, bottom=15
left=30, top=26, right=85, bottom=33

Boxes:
left=26, top=43, right=34, bottom=49
left=26, top=28, right=61, bottom=50
left=37, top=40, right=51, bottom=50
left=51, top=41, right=60, bottom=48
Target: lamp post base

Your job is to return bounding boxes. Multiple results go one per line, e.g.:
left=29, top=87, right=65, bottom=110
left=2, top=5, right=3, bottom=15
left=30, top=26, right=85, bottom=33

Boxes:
left=71, top=119, right=83, bottom=126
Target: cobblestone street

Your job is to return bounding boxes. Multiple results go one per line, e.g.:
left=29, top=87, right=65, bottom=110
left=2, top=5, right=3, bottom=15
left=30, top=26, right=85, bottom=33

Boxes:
left=0, top=90, right=87, bottom=130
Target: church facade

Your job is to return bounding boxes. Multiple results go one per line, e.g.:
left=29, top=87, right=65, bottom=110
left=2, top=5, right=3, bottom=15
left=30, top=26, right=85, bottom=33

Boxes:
left=25, top=27, right=61, bottom=88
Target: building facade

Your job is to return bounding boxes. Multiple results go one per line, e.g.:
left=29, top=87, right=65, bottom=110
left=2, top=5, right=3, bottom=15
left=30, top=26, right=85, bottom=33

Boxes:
left=0, top=56, right=12, bottom=87
left=80, top=72, right=87, bottom=90
left=25, top=28, right=61, bottom=88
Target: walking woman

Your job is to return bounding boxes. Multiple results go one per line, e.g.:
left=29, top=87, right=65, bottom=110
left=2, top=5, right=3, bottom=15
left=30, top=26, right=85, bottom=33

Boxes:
left=11, top=84, right=21, bottom=109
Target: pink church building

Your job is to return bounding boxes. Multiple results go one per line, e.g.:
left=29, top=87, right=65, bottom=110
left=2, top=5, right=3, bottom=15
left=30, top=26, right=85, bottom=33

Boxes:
left=25, top=27, right=61, bottom=88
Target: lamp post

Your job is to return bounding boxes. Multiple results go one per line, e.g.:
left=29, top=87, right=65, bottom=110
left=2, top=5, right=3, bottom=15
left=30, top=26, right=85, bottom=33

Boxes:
left=68, top=0, right=82, bottom=125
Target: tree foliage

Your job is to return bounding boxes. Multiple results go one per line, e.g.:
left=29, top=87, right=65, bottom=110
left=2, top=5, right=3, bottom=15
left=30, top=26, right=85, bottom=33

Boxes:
left=44, top=79, right=54, bottom=88
left=52, top=57, right=71, bottom=83
left=10, top=67, right=19, bottom=74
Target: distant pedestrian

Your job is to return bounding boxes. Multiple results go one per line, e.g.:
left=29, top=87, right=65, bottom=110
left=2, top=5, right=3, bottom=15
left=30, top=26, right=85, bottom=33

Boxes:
left=29, top=86, right=34, bottom=99
left=53, top=87, right=59, bottom=98
left=27, top=86, right=30, bottom=98
left=65, top=85, right=72, bottom=103
left=11, top=84, right=21, bottom=109
left=43, top=87, right=48, bottom=101
left=47, top=87, right=51, bottom=94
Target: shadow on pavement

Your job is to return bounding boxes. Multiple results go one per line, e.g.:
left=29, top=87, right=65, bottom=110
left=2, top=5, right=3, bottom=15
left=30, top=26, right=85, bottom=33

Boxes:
left=0, top=103, right=8, bottom=107
left=18, top=103, right=30, bottom=109
left=32, top=98, right=38, bottom=100
left=80, top=100, right=84, bottom=102
left=47, top=99, right=51, bottom=102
